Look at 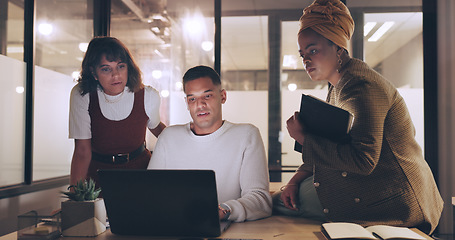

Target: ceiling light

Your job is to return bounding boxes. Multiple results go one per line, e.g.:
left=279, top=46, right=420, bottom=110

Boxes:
left=175, top=82, right=183, bottom=91
left=183, top=12, right=205, bottom=37
left=184, top=19, right=203, bottom=35
left=151, top=27, right=160, bottom=33
left=152, top=70, right=162, bottom=79
left=287, top=83, right=297, bottom=91
left=16, top=86, right=24, bottom=94
left=368, top=21, right=395, bottom=42
left=201, top=41, right=213, bottom=51
left=78, top=42, right=89, bottom=52
left=38, top=23, right=53, bottom=35
left=72, top=71, right=80, bottom=80
left=160, top=90, right=170, bottom=98
left=363, top=22, right=377, bottom=36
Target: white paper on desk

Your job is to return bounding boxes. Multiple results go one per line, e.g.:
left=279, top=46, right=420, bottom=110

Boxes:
left=366, top=225, right=426, bottom=240
left=322, top=222, right=376, bottom=239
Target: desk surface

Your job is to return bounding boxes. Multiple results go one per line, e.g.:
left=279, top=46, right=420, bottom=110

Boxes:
left=1, top=216, right=323, bottom=240
left=0, top=215, right=433, bottom=240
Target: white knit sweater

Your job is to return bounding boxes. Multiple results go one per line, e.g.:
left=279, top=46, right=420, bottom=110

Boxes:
left=148, top=121, right=272, bottom=222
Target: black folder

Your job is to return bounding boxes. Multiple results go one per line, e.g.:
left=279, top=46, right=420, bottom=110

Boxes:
left=294, top=94, right=354, bottom=153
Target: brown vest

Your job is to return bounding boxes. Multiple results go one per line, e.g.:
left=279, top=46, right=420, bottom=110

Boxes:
left=89, top=88, right=148, bottom=154
left=86, top=88, right=152, bottom=188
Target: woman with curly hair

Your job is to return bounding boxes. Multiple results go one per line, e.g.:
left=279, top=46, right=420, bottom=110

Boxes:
left=69, top=37, right=165, bottom=188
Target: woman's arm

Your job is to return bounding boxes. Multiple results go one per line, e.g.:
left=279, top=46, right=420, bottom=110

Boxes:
left=280, top=169, right=313, bottom=210
left=70, top=139, right=92, bottom=186
left=150, top=121, right=166, bottom=137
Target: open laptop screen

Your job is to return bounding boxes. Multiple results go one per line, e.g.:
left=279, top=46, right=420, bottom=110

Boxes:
left=98, top=169, right=222, bottom=237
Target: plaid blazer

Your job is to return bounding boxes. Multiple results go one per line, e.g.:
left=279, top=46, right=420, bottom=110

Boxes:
left=298, top=58, right=443, bottom=234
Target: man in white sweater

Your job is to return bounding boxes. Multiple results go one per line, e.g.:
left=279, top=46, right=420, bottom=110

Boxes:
left=148, top=65, right=272, bottom=222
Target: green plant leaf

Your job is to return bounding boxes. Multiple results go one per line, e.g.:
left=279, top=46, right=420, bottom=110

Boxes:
left=61, top=178, right=102, bottom=201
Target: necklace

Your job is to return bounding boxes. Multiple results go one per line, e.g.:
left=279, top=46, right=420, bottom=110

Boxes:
left=102, top=90, right=124, bottom=103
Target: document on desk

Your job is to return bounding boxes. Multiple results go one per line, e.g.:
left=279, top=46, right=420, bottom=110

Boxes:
left=321, top=222, right=426, bottom=240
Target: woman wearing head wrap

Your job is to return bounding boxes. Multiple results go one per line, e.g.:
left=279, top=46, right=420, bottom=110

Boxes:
left=272, top=0, right=443, bottom=234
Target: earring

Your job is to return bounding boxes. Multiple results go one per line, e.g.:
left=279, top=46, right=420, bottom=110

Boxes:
left=92, top=72, right=98, bottom=81
left=336, top=54, right=343, bottom=73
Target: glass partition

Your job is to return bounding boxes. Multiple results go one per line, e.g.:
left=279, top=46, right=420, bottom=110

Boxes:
left=0, top=1, right=25, bottom=186
left=0, top=55, right=26, bottom=186
left=2, top=1, right=24, bottom=61
left=0, top=0, right=428, bottom=187
left=33, top=0, right=93, bottom=180
left=364, top=12, right=424, bottom=151
left=280, top=10, right=424, bottom=183
left=220, top=15, right=269, bottom=152
left=110, top=0, right=215, bottom=149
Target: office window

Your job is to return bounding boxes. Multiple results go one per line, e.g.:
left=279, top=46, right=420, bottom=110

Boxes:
left=220, top=15, right=269, bottom=158
left=0, top=1, right=26, bottom=186
left=33, top=1, right=93, bottom=180
left=110, top=0, right=215, bottom=149
left=281, top=21, right=330, bottom=183
left=280, top=6, right=424, bottom=183
left=364, top=12, right=424, bottom=152
left=221, top=16, right=269, bottom=91
left=1, top=1, right=24, bottom=61
left=0, top=0, right=430, bottom=190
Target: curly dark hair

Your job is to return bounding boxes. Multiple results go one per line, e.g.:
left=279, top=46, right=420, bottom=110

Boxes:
left=77, top=36, right=143, bottom=95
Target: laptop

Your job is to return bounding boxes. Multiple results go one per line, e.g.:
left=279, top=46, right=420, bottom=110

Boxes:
left=97, top=169, right=230, bottom=238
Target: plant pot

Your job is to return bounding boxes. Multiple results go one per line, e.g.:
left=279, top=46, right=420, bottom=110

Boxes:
left=61, top=198, right=107, bottom=237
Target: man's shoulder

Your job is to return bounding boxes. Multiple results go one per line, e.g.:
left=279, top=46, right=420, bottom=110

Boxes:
left=160, top=124, right=189, bottom=136
left=224, top=121, right=259, bottom=134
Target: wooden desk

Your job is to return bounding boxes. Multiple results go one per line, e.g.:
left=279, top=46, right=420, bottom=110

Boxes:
left=220, top=215, right=324, bottom=239
left=1, top=215, right=432, bottom=240
left=1, top=216, right=322, bottom=240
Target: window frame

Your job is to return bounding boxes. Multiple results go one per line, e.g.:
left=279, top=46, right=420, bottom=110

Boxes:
left=0, top=0, right=109, bottom=199
left=0, top=0, right=440, bottom=205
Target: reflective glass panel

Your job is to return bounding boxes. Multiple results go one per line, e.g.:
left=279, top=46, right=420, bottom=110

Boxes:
left=111, top=0, right=215, bottom=148
left=33, top=0, right=93, bottom=180
left=280, top=7, right=424, bottom=183
left=220, top=15, right=269, bottom=153
left=364, top=12, right=424, bottom=152
left=0, top=1, right=25, bottom=186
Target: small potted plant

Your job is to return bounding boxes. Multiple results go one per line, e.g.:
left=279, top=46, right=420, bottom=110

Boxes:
left=60, top=178, right=107, bottom=237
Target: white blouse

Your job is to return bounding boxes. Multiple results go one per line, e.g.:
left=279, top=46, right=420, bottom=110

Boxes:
left=69, top=84, right=161, bottom=140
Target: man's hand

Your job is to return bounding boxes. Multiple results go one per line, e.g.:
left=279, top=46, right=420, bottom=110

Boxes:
left=218, top=208, right=226, bottom=220
left=286, top=112, right=305, bottom=145
left=218, top=204, right=230, bottom=220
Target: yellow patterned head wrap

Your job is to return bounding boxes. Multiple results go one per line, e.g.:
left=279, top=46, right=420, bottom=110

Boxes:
left=299, top=0, right=354, bottom=51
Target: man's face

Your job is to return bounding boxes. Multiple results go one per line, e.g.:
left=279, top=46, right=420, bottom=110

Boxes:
left=184, top=77, right=226, bottom=135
